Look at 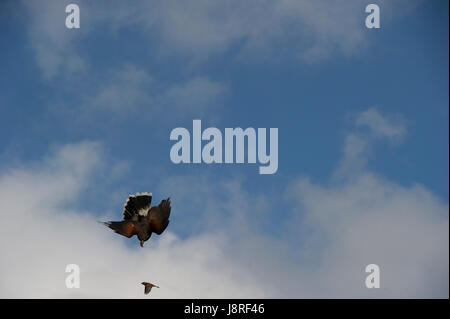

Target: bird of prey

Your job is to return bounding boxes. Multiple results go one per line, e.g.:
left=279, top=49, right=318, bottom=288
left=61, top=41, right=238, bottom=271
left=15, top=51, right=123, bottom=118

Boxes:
left=103, top=192, right=171, bottom=247
left=141, top=282, right=159, bottom=295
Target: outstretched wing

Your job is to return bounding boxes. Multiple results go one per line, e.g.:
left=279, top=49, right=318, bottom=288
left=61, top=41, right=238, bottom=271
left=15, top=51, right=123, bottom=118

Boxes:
left=123, top=192, right=152, bottom=220
left=103, top=221, right=137, bottom=238
left=148, top=198, right=171, bottom=235
left=144, top=285, right=152, bottom=295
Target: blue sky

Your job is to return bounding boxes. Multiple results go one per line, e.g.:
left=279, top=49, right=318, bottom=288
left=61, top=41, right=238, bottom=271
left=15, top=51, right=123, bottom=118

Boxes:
left=0, top=0, right=448, bottom=298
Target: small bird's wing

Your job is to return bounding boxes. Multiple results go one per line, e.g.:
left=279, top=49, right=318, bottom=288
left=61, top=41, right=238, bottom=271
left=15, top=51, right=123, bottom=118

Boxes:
left=148, top=198, right=171, bottom=235
left=123, top=193, right=152, bottom=220
left=103, top=221, right=137, bottom=238
left=144, top=285, right=152, bottom=295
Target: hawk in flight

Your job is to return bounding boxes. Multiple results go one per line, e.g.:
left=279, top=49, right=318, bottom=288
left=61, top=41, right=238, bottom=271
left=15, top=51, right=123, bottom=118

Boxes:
left=103, top=192, right=171, bottom=247
left=141, top=282, right=159, bottom=295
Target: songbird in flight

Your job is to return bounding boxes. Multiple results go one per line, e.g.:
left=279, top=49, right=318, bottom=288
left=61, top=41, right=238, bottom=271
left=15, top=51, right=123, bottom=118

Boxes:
left=141, top=282, right=160, bottom=295
left=103, top=192, right=171, bottom=247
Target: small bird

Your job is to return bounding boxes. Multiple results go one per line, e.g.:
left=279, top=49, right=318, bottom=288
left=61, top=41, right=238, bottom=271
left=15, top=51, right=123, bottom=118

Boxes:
left=102, top=192, right=171, bottom=247
left=141, top=282, right=159, bottom=295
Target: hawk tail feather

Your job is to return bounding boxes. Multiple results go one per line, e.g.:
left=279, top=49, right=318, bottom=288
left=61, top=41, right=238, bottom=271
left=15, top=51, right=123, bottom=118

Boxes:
left=123, top=192, right=152, bottom=220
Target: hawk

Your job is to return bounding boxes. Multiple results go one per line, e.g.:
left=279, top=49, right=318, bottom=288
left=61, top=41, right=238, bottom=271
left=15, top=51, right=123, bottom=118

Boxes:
left=103, top=192, right=171, bottom=247
left=141, top=282, right=159, bottom=295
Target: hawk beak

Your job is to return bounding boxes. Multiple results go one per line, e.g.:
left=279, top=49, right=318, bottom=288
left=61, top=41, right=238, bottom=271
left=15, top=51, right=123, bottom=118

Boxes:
left=140, top=240, right=144, bottom=247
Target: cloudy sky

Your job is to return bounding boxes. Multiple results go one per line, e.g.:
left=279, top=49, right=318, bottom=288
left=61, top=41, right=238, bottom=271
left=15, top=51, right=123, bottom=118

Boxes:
left=0, top=0, right=448, bottom=298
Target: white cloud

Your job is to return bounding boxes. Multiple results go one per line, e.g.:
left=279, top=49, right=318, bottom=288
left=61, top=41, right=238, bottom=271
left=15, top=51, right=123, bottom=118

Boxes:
left=283, top=107, right=448, bottom=297
left=286, top=173, right=448, bottom=297
left=0, top=142, right=269, bottom=298
left=0, top=108, right=447, bottom=298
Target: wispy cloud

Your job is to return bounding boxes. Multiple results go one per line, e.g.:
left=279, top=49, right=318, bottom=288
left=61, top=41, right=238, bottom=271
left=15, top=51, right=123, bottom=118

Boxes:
left=159, top=76, right=228, bottom=111
left=336, top=107, right=407, bottom=178
left=87, top=64, right=154, bottom=113
left=80, top=64, right=227, bottom=116
left=23, top=0, right=401, bottom=79
left=23, top=0, right=88, bottom=79
left=355, top=107, right=407, bottom=141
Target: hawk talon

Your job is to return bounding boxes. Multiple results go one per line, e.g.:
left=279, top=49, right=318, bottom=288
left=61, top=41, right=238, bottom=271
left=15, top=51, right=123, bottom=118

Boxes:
left=140, top=240, right=144, bottom=247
